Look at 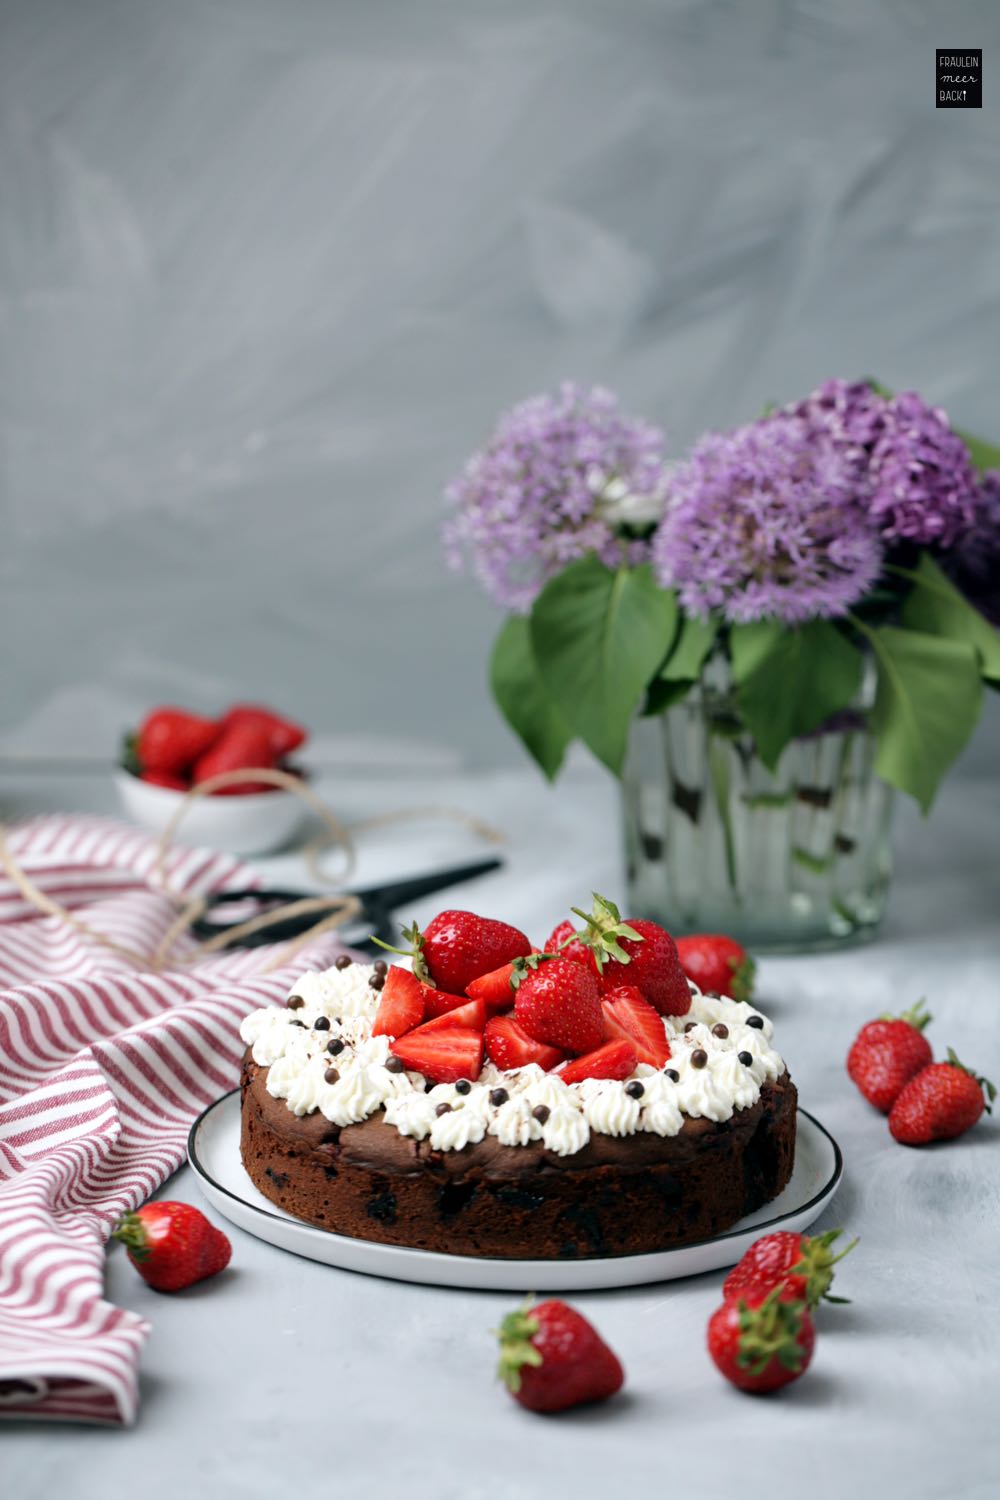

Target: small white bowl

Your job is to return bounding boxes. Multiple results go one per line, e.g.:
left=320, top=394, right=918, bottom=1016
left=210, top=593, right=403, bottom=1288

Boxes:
left=114, top=770, right=306, bottom=856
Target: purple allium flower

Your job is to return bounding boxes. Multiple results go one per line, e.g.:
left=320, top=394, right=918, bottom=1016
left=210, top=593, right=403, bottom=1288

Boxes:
left=944, top=470, right=1000, bottom=625
left=652, top=414, right=883, bottom=625
left=443, top=383, right=670, bottom=612
left=791, top=377, right=891, bottom=454
left=866, top=392, right=979, bottom=547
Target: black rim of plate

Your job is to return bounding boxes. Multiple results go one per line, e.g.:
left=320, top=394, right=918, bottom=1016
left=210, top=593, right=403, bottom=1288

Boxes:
left=186, top=1089, right=844, bottom=1265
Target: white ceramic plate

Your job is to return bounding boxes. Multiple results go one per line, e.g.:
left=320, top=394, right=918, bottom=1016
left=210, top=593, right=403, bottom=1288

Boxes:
left=188, top=1091, right=843, bottom=1291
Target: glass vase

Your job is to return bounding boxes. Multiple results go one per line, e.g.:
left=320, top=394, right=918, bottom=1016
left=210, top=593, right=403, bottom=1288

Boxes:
left=621, top=664, right=895, bottom=952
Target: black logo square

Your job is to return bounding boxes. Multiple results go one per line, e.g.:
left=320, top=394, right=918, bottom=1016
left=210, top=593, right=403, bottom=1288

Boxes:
left=936, top=50, right=982, bottom=108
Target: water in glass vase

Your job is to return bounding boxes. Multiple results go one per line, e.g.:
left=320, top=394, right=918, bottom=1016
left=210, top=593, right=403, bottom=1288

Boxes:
left=621, top=683, right=895, bottom=953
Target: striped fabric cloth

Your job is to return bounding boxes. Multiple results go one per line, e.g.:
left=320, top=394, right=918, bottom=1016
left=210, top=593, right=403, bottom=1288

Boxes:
left=0, top=815, right=346, bottom=1426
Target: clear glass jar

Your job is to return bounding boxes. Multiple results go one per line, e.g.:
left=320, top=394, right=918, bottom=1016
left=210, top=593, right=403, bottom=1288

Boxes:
left=621, top=663, right=895, bottom=952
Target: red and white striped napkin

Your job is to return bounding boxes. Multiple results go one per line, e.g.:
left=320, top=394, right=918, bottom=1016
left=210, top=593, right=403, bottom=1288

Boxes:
left=0, top=814, right=346, bottom=1426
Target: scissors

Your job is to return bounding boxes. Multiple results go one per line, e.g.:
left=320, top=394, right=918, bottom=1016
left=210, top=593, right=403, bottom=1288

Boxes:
left=187, top=857, right=504, bottom=954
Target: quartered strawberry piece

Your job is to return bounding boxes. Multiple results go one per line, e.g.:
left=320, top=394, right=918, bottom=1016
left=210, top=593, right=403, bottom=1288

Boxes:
left=418, top=997, right=487, bottom=1033
left=558, top=1039, right=637, bottom=1085
left=484, top=1015, right=565, bottom=1073
left=601, top=986, right=671, bottom=1068
left=389, top=1025, right=484, bottom=1084
left=423, top=985, right=480, bottom=1020
left=372, top=967, right=426, bottom=1039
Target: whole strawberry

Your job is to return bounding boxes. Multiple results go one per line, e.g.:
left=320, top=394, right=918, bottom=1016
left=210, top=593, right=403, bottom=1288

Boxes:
left=134, top=708, right=219, bottom=776
left=888, top=1050, right=995, bottom=1146
left=707, top=1285, right=815, bottom=1394
left=675, top=933, right=755, bottom=1002
left=112, top=1201, right=232, bottom=1292
left=513, top=956, right=604, bottom=1054
left=847, top=1001, right=933, bottom=1113
left=573, top=894, right=691, bottom=1016
left=221, top=703, right=307, bottom=757
left=497, top=1299, right=624, bottom=1413
left=723, top=1228, right=856, bottom=1309
left=192, top=718, right=277, bottom=794
left=545, top=920, right=599, bottom=977
left=381, top=911, right=532, bottom=994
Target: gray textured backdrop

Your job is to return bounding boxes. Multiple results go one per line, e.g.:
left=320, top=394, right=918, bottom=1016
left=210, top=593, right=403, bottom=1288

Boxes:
left=1, top=0, right=998, bottom=772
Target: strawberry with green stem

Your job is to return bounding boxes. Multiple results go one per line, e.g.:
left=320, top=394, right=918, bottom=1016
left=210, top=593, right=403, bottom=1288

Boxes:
left=847, top=1000, right=934, bottom=1113
left=374, top=911, right=532, bottom=994
left=723, top=1228, right=857, bottom=1309
left=572, top=894, right=692, bottom=1017
left=496, top=1298, right=624, bottom=1413
left=889, top=1050, right=995, bottom=1145
left=707, top=1285, right=815, bottom=1394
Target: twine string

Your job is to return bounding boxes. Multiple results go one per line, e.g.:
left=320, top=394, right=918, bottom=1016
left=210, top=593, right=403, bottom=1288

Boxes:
left=0, top=769, right=504, bottom=976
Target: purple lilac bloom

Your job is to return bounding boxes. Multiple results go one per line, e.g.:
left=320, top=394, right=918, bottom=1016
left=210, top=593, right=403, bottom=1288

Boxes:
left=945, top=470, right=1000, bottom=625
left=652, top=414, right=883, bottom=625
left=443, top=383, right=670, bottom=612
left=867, top=392, right=979, bottom=547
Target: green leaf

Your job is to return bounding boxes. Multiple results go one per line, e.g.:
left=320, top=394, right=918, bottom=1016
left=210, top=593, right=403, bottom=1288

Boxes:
left=530, top=559, right=678, bottom=774
left=642, top=676, right=695, bottom=716
left=729, top=619, right=864, bottom=771
left=953, top=424, right=1000, bottom=475
left=861, top=623, right=983, bottom=813
left=489, top=615, right=572, bottom=781
left=660, top=613, right=718, bottom=681
left=897, top=554, right=1000, bottom=686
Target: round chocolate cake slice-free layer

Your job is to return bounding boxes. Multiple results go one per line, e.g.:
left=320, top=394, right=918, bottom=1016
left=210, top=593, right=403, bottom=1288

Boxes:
left=239, top=1054, right=797, bottom=1260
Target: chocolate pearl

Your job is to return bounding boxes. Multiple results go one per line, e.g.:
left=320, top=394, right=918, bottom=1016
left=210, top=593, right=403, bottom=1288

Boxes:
left=454, top=1078, right=472, bottom=1095
left=326, top=1038, right=345, bottom=1056
left=489, top=1088, right=509, bottom=1107
left=738, top=1050, right=754, bottom=1066
left=435, top=1102, right=453, bottom=1117
left=324, top=1067, right=340, bottom=1084
left=625, top=1081, right=644, bottom=1099
left=289, top=1018, right=306, bottom=1028
left=747, top=1015, right=764, bottom=1029
left=313, top=1016, right=331, bottom=1031
left=532, top=1105, right=550, bottom=1125
left=334, top=954, right=353, bottom=969
left=665, top=1068, right=680, bottom=1082
left=691, top=1048, right=708, bottom=1069
left=369, top=973, right=385, bottom=991
left=424, top=1080, right=435, bottom=1093
left=287, top=995, right=304, bottom=1010
left=373, top=959, right=388, bottom=977
left=684, top=1021, right=698, bottom=1034
left=712, top=1023, right=729, bottom=1039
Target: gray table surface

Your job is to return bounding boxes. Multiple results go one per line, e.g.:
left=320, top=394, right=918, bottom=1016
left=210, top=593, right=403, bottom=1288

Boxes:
left=1, top=764, right=998, bottom=1500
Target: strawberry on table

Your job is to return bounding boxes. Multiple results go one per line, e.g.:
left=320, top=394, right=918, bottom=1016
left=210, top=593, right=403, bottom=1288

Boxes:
left=379, top=911, right=532, bottom=994
left=389, top=1024, right=484, bottom=1084
left=723, top=1229, right=856, bottom=1309
left=707, top=1285, right=815, bottom=1394
left=513, top=957, right=604, bottom=1054
left=192, top=718, right=277, bottom=794
left=558, top=1039, right=637, bottom=1085
left=221, top=703, right=307, bottom=758
left=572, top=894, right=692, bottom=1016
left=496, top=1298, right=624, bottom=1413
left=675, top=933, right=756, bottom=1002
left=112, top=1201, right=231, bottom=1292
left=846, top=1001, right=933, bottom=1113
left=135, top=708, right=219, bottom=776
left=371, top=967, right=426, bottom=1039
left=484, top=1015, right=564, bottom=1072
left=601, top=985, right=671, bottom=1068
left=888, top=1050, right=995, bottom=1146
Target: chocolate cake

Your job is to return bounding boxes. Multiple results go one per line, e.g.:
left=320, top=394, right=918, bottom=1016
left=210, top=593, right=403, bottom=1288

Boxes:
left=238, top=961, right=797, bottom=1260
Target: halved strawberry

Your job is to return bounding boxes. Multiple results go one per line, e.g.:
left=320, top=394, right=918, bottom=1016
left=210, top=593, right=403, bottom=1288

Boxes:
left=601, top=986, right=671, bottom=1068
left=558, top=1040, right=637, bottom=1085
left=389, top=1026, right=484, bottom=1084
left=419, top=997, right=487, bottom=1033
left=372, top=967, right=426, bottom=1039
left=484, top=1015, right=564, bottom=1073
left=424, top=986, right=481, bottom=1020
left=467, top=962, right=520, bottom=1012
